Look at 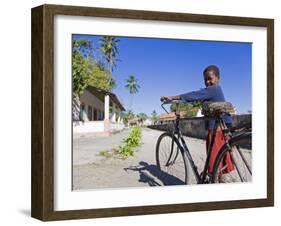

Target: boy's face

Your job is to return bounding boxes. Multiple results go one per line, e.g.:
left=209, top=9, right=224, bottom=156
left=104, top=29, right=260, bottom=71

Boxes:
left=204, top=70, right=219, bottom=87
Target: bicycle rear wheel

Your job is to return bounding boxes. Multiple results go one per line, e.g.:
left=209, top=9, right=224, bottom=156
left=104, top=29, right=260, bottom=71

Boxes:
left=211, top=132, right=252, bottom=183
left=156, top=132, right=189, bottom=185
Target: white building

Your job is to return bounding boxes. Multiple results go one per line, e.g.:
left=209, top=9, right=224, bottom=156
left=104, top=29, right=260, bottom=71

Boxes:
left=73, top=86, right=125, bottom=135
left=143, top=118, right=153, bottom=126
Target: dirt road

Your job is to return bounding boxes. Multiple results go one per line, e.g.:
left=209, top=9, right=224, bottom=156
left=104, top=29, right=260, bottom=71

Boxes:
left=73, top=127, right=207, bottom=190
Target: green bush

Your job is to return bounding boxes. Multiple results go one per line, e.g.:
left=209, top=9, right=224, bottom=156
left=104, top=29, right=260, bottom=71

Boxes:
left=118, top=127, right=142, bottom=157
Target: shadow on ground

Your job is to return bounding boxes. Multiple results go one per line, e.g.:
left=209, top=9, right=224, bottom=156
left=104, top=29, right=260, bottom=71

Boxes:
left=124, top=161, right=185, bottom=186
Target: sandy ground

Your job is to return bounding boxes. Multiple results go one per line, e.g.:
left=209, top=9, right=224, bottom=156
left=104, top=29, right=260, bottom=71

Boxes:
left=73, top=127, right=251, bottom=190
left=72, top=127, right=208, bottom=190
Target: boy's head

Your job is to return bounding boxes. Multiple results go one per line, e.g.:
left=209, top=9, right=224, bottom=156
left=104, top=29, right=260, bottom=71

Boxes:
left=203, top=65, right=220, bottom=87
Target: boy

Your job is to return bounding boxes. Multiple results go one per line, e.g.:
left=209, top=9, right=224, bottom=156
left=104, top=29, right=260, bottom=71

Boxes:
left=161, top=65, right=235, bottom=182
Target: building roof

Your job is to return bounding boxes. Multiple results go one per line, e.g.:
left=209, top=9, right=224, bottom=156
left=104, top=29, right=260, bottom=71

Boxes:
left=159, top=112, right=177, bottom=121
left=159, top=111, right=191, bottom=121
left=86, top=86, right=126, bottom=111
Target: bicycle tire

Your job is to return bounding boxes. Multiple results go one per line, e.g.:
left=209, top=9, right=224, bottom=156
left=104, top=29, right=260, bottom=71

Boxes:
left=156, top=132, right=189, bottom=185
left=211, top=132, right=252, bottom=183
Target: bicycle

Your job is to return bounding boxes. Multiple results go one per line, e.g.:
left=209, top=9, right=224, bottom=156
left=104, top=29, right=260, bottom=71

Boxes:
left=155, top=99, right=252, bottom=184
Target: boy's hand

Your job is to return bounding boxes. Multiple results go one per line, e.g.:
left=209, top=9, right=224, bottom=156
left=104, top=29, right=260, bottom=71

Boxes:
left=160, top=96, right=173, bottom=102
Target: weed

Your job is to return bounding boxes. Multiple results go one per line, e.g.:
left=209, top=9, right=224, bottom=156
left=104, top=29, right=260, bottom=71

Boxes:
left=118, top=127, right=142, bottom=157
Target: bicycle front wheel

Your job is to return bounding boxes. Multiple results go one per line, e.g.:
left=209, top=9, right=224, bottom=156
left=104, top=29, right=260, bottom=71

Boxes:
left=211, top=132, right=252, bottom=183
left=156, top=132, right=189, bottom=185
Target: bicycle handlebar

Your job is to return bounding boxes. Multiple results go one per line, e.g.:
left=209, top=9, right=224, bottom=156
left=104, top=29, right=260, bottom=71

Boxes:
left=161, top=99, right=183, bottom=114
left=160, top=97, right=182, bottom=104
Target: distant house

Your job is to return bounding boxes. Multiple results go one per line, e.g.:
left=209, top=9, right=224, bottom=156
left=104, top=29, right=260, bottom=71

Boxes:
left=128, top=117, right=153, bottom=127
left=143, top=118, right=153, bottom=126
left=128, top=118, right=139, bottom=127
left=158, top=112, right=178, bottom=122
left=73, top=86, right=125, bottom=135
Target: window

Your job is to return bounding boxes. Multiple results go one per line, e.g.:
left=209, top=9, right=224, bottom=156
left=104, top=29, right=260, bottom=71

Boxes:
left=87, top=105, right=93, bottom=121
left=93, top=108, right=98, bottom=121
left=79, top=103, right=85, bottom=121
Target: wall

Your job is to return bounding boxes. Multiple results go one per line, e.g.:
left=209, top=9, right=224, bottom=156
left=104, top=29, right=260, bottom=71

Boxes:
left=149, top=114, right=251, bottom=139
left=73, top=121, right=105, bottom=134
left=80, top=89, right=104, bottom=121
left=0, top=1, right=279, bottom=226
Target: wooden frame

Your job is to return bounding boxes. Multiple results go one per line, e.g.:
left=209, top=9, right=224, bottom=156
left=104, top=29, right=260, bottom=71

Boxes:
left=31, top=4, right=274, bottom=221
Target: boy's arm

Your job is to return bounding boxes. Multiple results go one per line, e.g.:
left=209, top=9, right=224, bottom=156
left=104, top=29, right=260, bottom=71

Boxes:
left=161, top=86, right=215, bottom=102
left=179, top=88, right=212, bottom=102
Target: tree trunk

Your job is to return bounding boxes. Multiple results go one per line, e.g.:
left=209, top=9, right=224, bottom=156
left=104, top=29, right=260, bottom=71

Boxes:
left=72, top=95, right=81, bottom=121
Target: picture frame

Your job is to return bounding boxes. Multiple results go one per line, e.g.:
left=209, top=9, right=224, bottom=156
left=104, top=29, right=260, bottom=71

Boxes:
left=31, top=4, right=274, bottom=221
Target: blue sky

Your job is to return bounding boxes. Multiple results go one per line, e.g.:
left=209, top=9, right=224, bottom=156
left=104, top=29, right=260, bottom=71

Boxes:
left=73, top=35, right=252, bottom=116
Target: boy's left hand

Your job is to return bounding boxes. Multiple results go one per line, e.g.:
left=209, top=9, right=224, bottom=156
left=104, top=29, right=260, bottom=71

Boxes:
left=160, top=96, right=173, bottom=102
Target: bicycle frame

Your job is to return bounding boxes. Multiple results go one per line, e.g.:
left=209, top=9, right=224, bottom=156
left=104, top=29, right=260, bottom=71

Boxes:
left=173, top=114, right=201, bottom=183
left=161, top=102, right=233, bottom=184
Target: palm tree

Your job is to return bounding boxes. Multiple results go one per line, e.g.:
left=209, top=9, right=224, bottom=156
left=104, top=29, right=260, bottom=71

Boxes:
left=137, top=113, right=148, bottom=125
left=151, top=110, right=158, bottom=124
left=122, top=110, right=135, bottom=126
left=99, top=36, right=120, bottom=72
left=127, top=110, right=135, bottom=120
left=125, top=75, right=141, bottom=110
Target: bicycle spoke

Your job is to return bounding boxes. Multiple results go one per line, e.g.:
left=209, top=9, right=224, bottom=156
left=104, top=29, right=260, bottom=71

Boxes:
left=230, top=151, right=244, bottom=182
left=156, top=133, right=189, bottom=185
left=211, top=133, right=252, bottom=183
left=236, top=146, right=252, bottom=175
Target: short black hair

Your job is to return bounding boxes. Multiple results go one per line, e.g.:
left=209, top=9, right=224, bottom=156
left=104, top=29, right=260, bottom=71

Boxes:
left=203, top=65, right=220, bottom=79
